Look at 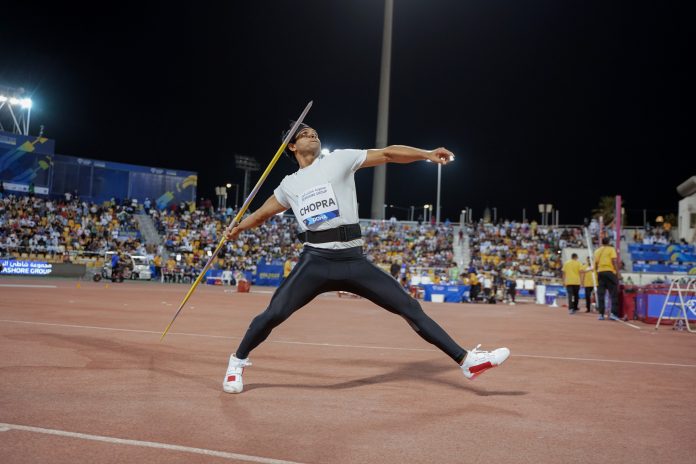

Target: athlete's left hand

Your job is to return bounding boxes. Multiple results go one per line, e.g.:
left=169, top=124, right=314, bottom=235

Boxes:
left=427, top=148, right=454, bottom=165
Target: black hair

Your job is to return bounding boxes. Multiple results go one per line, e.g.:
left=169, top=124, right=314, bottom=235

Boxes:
left=281, top=121, right=312, bottom=165
left=601, top=237, right=611, bottom=245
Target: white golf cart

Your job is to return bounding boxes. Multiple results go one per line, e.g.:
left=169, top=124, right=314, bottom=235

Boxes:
left=94, top=252, right=152, bottom=282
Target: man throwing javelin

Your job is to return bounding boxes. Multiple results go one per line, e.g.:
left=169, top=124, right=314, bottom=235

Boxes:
left=223, top=122, right=510, bottom=393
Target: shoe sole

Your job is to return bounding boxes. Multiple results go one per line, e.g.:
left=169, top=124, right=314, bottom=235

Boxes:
left=465, top=363, right=495, bottom=380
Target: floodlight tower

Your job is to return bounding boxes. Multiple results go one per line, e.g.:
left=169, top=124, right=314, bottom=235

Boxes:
left=234, top=155, right=261, bottom=200
left=0, top=85, right=33, bottom=135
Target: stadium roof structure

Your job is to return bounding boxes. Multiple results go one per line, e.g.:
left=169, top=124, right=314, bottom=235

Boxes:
left=0, top=84, right=33, bottom=136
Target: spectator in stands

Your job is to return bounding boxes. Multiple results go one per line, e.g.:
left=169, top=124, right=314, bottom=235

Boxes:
left=221, top=268, right=234, bottom=286
left=468, top=271, right=481, bottom=302
left=594, top=237, right=620, bottom=321
left=163, top=256, right=176, bottom=283
left=482, top=274, right=493, bottom=302
left=562, top=253, right=583, bottom=314
left=390, top=259, right=401, bottom=280
left=506, top=276, right=517, bottom=305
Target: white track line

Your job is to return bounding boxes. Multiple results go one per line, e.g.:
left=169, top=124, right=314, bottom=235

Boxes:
left=1, top=318, right=695, bottom=369
left=0, top=422, right=305, bottom=464
left=0, top=284, right=57, bottom=288
left=613, top=319, right=642, bottom=330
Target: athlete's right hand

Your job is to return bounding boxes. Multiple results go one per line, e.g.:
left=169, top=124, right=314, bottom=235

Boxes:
left=225, top=226, right=240, bottom=242
left=427, top=147, right=455, bottom=165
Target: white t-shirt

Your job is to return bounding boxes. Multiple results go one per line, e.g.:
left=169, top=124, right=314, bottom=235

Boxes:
left=274, top=149, right=367, bottom=250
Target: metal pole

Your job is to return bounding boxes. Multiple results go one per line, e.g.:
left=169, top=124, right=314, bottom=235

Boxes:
left=584, top=227, right=599, bottom=308
left=615, top=195, right=622, bottom=278
left=371, top=0, right=393, bottom=219
left=436, top=163, right=442, bottom=225
left=643, top=209, right=646, bottom=227
left=243, top=170, right=250, bottom=200
left=522, top=208, right=526, bottom=223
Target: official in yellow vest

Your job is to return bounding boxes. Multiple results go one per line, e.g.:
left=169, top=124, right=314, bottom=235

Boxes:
left=593, top=237, right=619, bottom=320
left=581, top=257, right=596, bottom=313
left=562, top=253, right=583, bottom=314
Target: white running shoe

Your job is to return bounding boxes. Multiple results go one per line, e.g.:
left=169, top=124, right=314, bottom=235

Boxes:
left=223, top=355, right=252, bottom=394
left=461, top=344, right=510, bottom=380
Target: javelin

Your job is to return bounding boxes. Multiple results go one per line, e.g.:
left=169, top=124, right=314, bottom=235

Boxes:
left=160, top=100, right=313, bottom=341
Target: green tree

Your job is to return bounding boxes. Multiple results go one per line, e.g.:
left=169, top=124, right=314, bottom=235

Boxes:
left=592, top=196, right=616, bottom=222
left=592, top=196, right=628, bottom=225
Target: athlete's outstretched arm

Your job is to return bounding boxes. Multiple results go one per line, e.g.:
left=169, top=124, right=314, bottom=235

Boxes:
left=360, top=146, right=454, bottom=169
left=226, top=195, right=287, bottom=241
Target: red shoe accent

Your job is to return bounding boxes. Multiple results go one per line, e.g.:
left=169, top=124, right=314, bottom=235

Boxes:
left=469, top=361, right=493, bottom=374
left=227, top=375, right=236, bottom=382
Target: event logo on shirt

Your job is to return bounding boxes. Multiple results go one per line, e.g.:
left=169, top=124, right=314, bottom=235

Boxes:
left=298, top=183, right=340, bottom=227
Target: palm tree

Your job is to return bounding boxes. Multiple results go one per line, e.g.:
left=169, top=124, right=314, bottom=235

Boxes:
left=592, top=196, right=627, bottom=226
left=592, top=196, right=616, bottom=223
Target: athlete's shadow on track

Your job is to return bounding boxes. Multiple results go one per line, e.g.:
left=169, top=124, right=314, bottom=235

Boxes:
left=244, top=359, right=527, bottom=397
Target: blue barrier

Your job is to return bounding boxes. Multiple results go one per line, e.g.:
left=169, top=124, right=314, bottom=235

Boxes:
left=628, top=243, right=695, bottom=253
left=635, top=293, right=696, bottom=322
left=631, top=252, right=670, bottom=261
left=256, top=261, right=283, bottom=286
left=422, top=284, right=470, bottom=303
left=633, top=263, right=695, bottom=273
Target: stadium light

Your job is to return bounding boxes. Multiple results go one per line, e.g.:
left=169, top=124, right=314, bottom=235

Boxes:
left=0, top=85, right=33, bottom=135
left=321, top=148, right=330, bottom=155
left=226, top=183, right=232, bottom=188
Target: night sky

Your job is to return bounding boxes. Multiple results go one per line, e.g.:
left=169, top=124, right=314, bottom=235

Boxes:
left=1, top=1, right=691, bottom=224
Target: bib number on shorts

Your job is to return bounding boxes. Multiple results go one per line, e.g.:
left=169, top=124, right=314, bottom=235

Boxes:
left=298, top=183, right=340, bottom=227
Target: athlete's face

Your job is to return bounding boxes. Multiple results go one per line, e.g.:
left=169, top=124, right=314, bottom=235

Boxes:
left=291, top=127, right=321, bottom=156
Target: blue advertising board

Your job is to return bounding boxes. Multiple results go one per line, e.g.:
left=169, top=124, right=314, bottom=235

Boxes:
left=255, top=262, right=284, bottom=286
left=1, top=260, right=53, bottom=276
left=422, top=284, right=470, bottom=303
left=0, top=131, right=54, bottom=192
left=638, top=294, right=696, bottom=322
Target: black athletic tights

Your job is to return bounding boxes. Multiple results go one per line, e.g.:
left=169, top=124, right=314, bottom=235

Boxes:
left=235, top=246, right=466, bottom=363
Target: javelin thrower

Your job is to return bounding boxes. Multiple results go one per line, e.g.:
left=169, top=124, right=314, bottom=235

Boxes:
left=222, top=120, right=510, bottom=393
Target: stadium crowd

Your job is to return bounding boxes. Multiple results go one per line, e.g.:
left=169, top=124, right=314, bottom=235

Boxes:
left=467, top=221, right=585, bottom=281
left=2, top=191, right=618, bottom=297
left=0, top=194, right=145, bottom=264
left=151, top=207, right=303, bottom=282
left=148, top=207, right=458, bottom=282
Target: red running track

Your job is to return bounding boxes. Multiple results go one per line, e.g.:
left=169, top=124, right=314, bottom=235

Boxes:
left=1, top=278, right=695, bottom=463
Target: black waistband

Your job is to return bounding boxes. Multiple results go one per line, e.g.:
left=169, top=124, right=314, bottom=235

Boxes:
left=303, top=245, right=364, bottom=259
left=297, top=223, right=362, bottom=244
